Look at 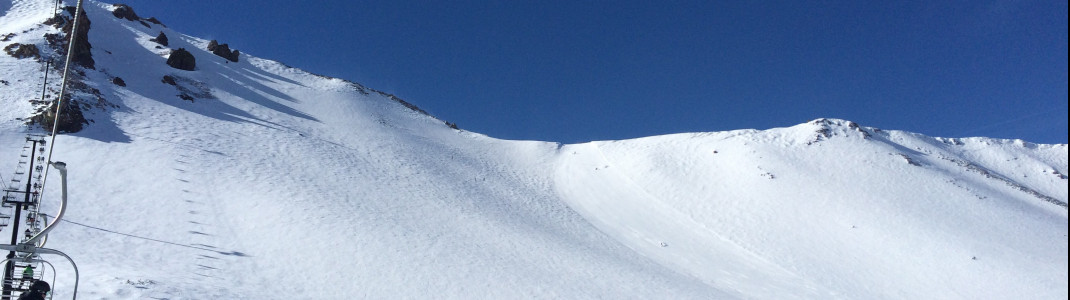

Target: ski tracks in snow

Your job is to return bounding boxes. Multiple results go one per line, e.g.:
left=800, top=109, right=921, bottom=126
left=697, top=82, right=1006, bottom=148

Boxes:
left=168, top=129, right=259, bottom=296
left=120, top=124, right=252, bottom=299
left=173, top=150, right=226, bottom=280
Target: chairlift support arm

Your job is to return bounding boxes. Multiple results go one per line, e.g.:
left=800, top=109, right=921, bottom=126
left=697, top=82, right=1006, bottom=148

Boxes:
left=24, top=162, right=65, bottom=246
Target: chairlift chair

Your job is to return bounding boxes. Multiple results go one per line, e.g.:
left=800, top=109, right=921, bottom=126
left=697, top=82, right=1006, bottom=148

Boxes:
left=3, top=1, right=83, bottom=298
left=0, top=257, right=57, bottom=300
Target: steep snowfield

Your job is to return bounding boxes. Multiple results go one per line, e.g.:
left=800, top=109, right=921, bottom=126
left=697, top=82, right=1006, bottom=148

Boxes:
left=557, top=123, right=1067, bottom=299
left=2, top=1, right=1067, bottom=299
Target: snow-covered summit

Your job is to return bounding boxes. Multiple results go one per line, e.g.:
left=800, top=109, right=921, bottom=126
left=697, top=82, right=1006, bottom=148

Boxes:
left=2, top=1, right=1067, bottom=299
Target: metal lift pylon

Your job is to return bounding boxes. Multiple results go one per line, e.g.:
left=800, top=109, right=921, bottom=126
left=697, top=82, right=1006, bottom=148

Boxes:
left=0, top=162, right=78, bottom=300
left=3, top=0, right=87, bottom=298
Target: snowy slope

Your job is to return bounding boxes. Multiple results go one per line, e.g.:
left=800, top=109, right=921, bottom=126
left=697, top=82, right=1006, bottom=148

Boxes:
left=557, top=121, right=1067, bottom=299
left=2, top=1, right=1067, bottom=299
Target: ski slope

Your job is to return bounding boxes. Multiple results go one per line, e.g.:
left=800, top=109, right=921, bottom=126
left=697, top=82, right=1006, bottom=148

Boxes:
left=2, top=0, right=1067, bottom=299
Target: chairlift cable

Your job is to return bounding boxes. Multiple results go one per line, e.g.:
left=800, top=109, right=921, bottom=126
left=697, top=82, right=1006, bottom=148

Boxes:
left=37, top=0, right=85, bottom=205
left=2, top=1, right=81, bottom=298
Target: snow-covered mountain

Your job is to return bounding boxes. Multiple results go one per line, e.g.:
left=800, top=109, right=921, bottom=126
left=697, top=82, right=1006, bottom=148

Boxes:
left=2, top=1, right=1066, bottom=299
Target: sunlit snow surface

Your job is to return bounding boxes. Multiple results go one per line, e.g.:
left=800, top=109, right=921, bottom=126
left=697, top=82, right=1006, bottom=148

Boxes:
left=2, top=0, right=1067, bottom=299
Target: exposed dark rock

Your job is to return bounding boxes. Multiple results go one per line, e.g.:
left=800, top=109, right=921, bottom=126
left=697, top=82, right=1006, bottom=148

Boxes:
left=55, top=6, right=94, bottom=69
left=377, top=91, right=430, bottom=116
left=150, top=31, right=168, bottom=46
left=44, top=32, right=64, bottom=48
left=0, top=33, right=14, bottom=42
left=43, top=15, right=66, bottom=27
left=896, top=153, right=921, bottom=166
left=206, top=39, right=239, bottom=62
left=144, top=17, right=164, bottom=26
left=165, top=48, right=196, bottom=71
left=112, top=77, right=126, bottom=87
left=23, top=8, right=119, bottom=134
left=164, top=75, right=214, bottom=100
left=845, top=120, right=871, bottom=139
left=30, top=96, right=87, bottom=133
left=3, top=43, right=40, bottom=59
left=111, top=4, right=139, bottom=21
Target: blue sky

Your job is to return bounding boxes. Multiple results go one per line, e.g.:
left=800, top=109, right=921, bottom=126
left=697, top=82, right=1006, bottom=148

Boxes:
left=118, top=0, right=1067, bottom=144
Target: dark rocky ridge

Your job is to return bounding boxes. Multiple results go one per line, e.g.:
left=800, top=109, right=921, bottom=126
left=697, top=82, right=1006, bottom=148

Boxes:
left=111, top=4, right=139, bottom=21
left=207, top=40, right=239, bottom=62
left=61, top=5, right=94, bottom=69
left=29, top=6, right=97, bottom=133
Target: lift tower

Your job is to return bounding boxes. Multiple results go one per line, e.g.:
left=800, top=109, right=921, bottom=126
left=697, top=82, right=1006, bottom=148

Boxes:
left=2, top=137, right=47, bottom=298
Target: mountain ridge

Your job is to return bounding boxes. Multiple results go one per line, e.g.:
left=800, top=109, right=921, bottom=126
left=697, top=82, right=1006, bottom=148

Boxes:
left=2, top=1, right=1067, bottom=299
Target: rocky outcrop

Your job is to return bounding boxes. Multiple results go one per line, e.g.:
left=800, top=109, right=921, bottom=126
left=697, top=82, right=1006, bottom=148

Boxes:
left=166, top=48, right=196, bottom=71
left=111, top=4, right=156, bottom=28
left=144, top=17, right=164, bottom=26
left=30, top=96, right=88, bottom=133
left=161, top=75, right=214, bottom=102
left=26, top=7, right=103, bottom=134
left=207, top=40, right=239, bottom=62
left=66, top=6, right=94, bottom=69
left=150, top=31, right=168, bottom=46
left=3, top=43, right=40, bottom=59
left=111, top=4, right=139, bottom=21
left=46, top=6, right=95, bottom=69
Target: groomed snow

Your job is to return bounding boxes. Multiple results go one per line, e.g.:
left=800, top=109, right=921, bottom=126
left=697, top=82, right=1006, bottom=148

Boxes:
left=2, top=1, right=1066, bottom=299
